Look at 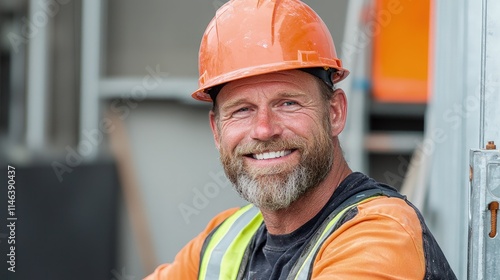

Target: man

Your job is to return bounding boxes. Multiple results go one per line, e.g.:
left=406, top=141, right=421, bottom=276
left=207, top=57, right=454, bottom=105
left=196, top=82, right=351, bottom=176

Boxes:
left=146, top=0, right=456, bottom=279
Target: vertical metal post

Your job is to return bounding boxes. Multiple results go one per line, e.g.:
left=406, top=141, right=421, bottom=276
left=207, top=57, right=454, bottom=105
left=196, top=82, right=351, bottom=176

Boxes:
left=26, top=0, right=51, bottom=150
left=338, top=0, right=369, bottom=173
left=478, top=0, right=487, bottom=148
left=479, top=0, right=500, bottom=145
left=80, top=0, right=103, bottom=159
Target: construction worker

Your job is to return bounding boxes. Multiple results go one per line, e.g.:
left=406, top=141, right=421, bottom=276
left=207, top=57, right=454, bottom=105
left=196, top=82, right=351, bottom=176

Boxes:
left=146, top=0, right=457, bottom=279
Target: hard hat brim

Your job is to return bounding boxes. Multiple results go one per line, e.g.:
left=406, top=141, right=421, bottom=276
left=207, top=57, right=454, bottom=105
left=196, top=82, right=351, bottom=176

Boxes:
left=192, top=62, right=349, bottom=102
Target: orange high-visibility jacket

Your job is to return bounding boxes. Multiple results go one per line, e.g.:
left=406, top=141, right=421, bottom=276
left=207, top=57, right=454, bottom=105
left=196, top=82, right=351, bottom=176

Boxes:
left=145, top=174, right=456, bottom=279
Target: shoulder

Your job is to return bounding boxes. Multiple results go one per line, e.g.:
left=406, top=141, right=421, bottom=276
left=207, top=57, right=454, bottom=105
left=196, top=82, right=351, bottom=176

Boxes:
left=355, top=196, right=423, bottom=233
left=335, top=196, right=425, bottom=255
left=311, top=196, right=426, bottom=279
left=143, top=207, right=241, bottom=280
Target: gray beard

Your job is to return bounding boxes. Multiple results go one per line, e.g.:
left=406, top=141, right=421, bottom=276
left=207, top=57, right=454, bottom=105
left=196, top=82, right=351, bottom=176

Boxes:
left=233, top=164, right=312, bottom=211
left=227, top=135, right=334, bottom=210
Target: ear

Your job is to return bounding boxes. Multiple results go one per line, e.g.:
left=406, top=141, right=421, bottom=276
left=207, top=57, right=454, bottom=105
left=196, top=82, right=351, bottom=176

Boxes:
left=328, top=88, right=348, bottom=137
left=209, top=110, right=221, bottom=150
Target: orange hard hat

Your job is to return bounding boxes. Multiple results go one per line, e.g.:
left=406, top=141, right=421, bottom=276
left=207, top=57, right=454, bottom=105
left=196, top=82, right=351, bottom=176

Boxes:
left=192, top=0, right=350, bottom=102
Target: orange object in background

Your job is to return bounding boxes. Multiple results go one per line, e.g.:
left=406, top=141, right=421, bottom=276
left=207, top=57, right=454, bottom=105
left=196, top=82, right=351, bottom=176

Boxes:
left=371, top=0, right=431, bottom=103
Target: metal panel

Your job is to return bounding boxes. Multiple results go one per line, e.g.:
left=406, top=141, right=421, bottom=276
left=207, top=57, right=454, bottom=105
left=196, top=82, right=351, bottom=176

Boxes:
left=425, top=0, right=489, bottom=277
left=469, top=148, right=500, bottom=279
left=468, top=0, right=500, bottom=278
left=425, top=0, right=472, bottom=276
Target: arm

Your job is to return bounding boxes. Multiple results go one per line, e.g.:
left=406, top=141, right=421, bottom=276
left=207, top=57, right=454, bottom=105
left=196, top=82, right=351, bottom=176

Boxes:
left=144, top=208, right=239, bottom=280
left=312, top=197, right=426, bottom=279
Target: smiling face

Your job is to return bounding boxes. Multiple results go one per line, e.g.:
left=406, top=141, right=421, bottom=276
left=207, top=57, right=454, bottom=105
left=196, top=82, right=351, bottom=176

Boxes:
left=209, top=70, right=347, bottom=210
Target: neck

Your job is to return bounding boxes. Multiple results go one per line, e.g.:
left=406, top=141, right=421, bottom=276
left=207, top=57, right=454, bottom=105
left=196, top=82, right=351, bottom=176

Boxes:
left=260, top=156, right=352, bottom=235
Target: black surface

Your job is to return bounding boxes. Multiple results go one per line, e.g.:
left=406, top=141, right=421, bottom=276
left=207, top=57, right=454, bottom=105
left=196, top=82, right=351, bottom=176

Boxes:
left=0, top=51, right=10, bottom=134
left=0, top=160, right=119, bottom=280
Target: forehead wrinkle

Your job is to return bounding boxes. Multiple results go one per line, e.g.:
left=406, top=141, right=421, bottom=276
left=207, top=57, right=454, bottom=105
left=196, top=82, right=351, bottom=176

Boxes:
left=223, top=70, right=313, bottom=90
left=217, top=70, right=319, bottom=108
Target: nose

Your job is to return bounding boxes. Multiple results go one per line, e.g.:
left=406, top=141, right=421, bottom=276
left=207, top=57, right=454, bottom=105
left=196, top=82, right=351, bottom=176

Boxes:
left=249, top=108, right=283, bottom=141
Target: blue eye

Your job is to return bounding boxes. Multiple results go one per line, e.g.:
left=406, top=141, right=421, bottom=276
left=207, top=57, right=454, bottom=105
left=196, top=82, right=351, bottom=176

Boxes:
left=235, top=107, right=249, bottom=113
left=283, top=101, right=297, bottom=106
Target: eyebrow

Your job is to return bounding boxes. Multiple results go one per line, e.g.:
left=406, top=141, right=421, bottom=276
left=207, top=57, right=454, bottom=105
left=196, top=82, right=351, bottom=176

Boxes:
left=277, top=91, right=307, bottom=99
left=219, top=98, right=249, bottom=113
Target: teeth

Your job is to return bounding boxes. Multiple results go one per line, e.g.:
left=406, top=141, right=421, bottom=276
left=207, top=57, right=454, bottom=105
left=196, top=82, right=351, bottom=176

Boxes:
left=253, top=150, right=292, bottom=160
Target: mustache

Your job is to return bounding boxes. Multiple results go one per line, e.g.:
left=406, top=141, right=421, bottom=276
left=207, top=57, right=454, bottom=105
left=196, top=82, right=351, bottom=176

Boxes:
left=234, top=138, right=306, bottom=156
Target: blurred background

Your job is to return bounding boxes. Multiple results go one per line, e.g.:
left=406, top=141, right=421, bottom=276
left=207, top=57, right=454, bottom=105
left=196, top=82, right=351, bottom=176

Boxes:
left=0, top=0, right=499, bottom=279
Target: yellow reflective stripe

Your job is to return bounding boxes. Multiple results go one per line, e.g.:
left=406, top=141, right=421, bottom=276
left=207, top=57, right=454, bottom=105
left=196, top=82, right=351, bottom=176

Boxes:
left=198, top=204, right=262, bottom=280
left=198, top=204, right=252, bottom=279
left=293, top=197, right=379, bottom=280
left=219, top=210, right=263, bottom=279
